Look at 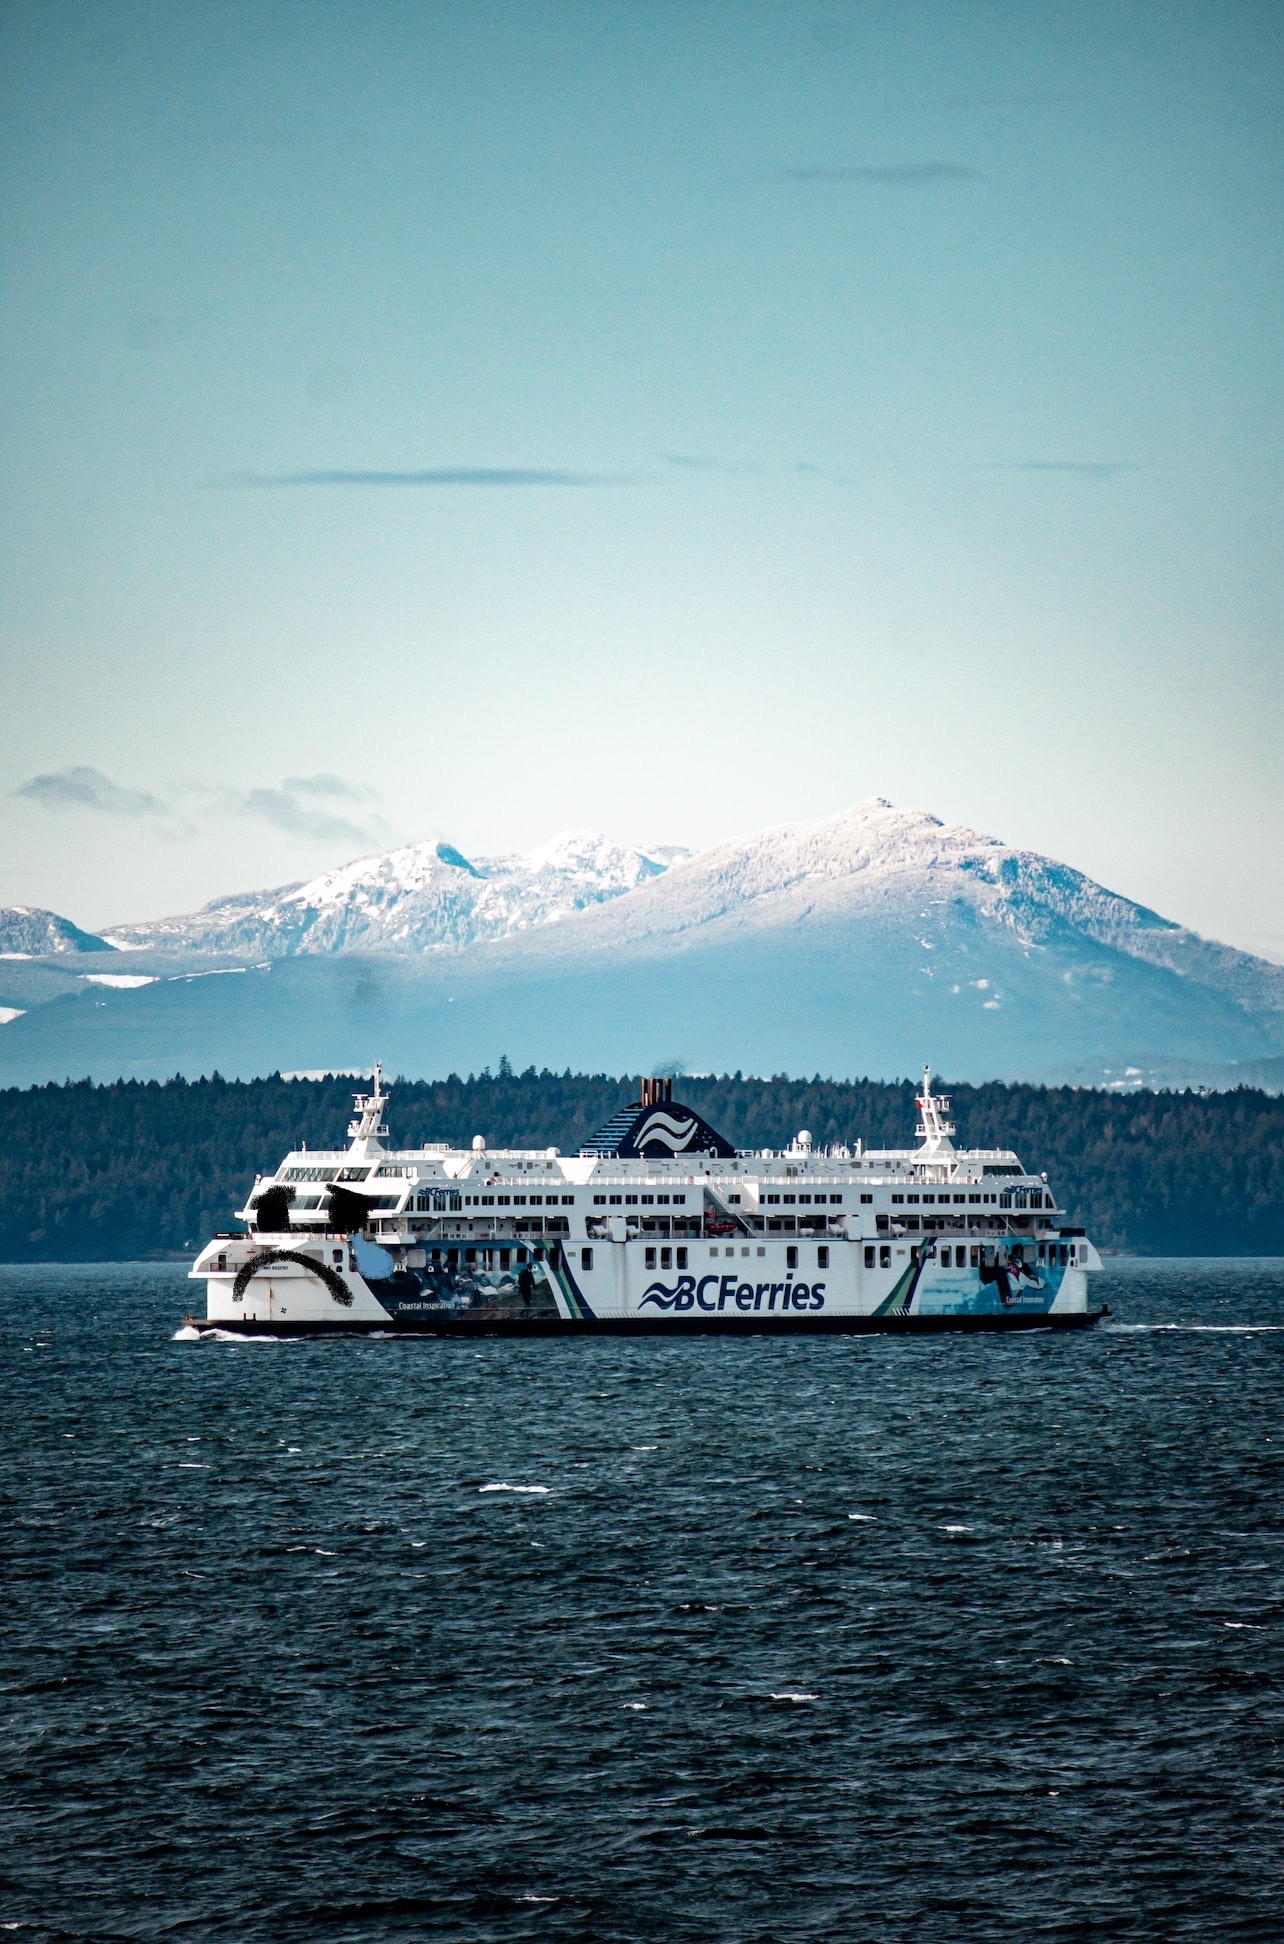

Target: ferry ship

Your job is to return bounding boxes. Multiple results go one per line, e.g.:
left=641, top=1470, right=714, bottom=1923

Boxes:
left=186, top=1068, right=1105, bottom=1335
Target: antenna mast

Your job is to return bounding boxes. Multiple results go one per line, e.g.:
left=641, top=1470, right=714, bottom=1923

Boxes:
left=347, top=1062, right=391, bottom=1151
left=915, top=1064, right=955, bottom=1154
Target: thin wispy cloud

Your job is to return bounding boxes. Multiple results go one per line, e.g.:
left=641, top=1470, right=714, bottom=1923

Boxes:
left=281, top=772, right=375, bottom=804
left=783, top=163, right=982, bottom=184
left=16, top=765, right=390, bottom=850
left=238, top=776, right=391, bottom=848
left=217, top=467, right=630, bottom=489
left=660, top=453, right=752, bottom=474
left=978, top=461, right=1135, bottom=479
left=15, top=766, right=167, bottom=817
left=659, top=453, right=847, bottom=484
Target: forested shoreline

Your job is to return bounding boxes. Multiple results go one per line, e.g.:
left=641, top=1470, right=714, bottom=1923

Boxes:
left=1, top=1068, right=1281, bottom=1261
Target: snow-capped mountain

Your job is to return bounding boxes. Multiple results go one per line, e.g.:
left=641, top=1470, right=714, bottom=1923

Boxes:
left=0, top=906, right=113, bottom=956
left=502, top=801, right=1284, bottom=1031
left=105, top=830, right=690, bottom=958
left=4, top=801, right=1283, bottom=1088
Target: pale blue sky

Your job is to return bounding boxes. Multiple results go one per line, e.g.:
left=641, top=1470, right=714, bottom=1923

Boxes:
left=1, top=0, right=1281, bottom=953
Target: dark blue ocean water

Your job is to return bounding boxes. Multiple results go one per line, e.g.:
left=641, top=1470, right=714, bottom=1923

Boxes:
left=3, top=1261, right=1282, bottom=1942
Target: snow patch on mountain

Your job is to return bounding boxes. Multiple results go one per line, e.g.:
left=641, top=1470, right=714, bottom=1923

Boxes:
left=0, top=906, right=115, bottom=956
left=108, top=831, right=690, bottom=958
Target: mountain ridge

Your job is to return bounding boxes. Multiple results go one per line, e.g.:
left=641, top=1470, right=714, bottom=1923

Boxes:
left=3, top=799, right=1282, bottom=1089
left=104, top=829, right=690, bottom=958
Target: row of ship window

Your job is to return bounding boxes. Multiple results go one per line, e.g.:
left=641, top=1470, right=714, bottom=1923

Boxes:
left=638, top=1245, right=832, bottom=1270
left=858, top=1241, right=1079, bottom=1269
left=595, top=1193, right=688, bottom=1206
left=462, top=1193, right=576, bottom=1207
left=888, top=1190, right=1054, bottom=1207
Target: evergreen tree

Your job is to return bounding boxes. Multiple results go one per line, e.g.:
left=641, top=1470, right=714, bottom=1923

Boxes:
left=0, top=1070, right=1280, bottom=1261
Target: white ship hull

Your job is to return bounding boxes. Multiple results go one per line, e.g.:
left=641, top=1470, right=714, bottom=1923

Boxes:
left=189, top=1229, right=1103, bottom=1336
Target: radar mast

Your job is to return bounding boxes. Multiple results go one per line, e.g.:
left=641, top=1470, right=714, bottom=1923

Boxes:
left=347, top=1063, right=390, bottom=1153
left=915, top=1065, right=955, bottom=1155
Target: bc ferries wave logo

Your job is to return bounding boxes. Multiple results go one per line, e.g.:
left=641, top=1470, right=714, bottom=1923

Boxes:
left=632, top=1110, right=699, bottom=1154
left=640, top=1274, right=826, bottom=1314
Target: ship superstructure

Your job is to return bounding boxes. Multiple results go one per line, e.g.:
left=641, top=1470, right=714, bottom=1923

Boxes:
left=187, top=1067, right=1103, bottom=1334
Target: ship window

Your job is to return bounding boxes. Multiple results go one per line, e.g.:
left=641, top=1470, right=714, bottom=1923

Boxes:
left=676, top=1247, right=688, bottom=1269
left=830, top=1194, right=842, bottom=1204
left=817, top=1246, right=829, bottom=1269
left=783, top=1194, right=796, bottom=1204
left=593, top=1195, right=606, bottom=1205
left=661, top=1247, right=672, bottom=1269
left=968, top=1194, right=980, bottom=1203
left=657, top=1194, right=670, bottom=1204
left=864, top=1245, right=875, bottom=1268
left=562, top=1196, right=575, bottom=1205
left=609, top=1195, right=622, bottom=1206
left=645, top=1248, right=656, bottom=1269
left=860, top=1194, right=873, bottom=1204
left=954, top=1195, right=966, bottom=1204
left=513, top=1195, right=526, bottom=1205
left=641, top=1194, right=654, bottom=1205
left=786, top=1246, right=798, bottom=1269
left=797, top=1194, right=810, bottom=1204
left=581, top=1248, right=594, bottom=1271
left=940, top=1247, right=952, bottom=1267
left=672, top=1194, right=685, bottom=1205
left=920, top=1194, right=934, bottom=1204
left=625, top=1195, right=638, bottom=1205
left=728, top=1194, right=741, bottom=1204
left=529, top=1194, right=542, bottom=1205
left=891, top=1194, right=904, bottom=1205
left=879, top=1245, right=891, bottom=1268
left=497, top=1195, right=511, bottom=1206
left=907, top=1193, right=920, bottom=1204
left=765, top=1194, right=779, bottom=1204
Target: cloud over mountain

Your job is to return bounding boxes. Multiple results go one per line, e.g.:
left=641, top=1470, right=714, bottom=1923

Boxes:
left=783, top=163, right=982, bottom=184
left=221, top=467, right=629, bottom=489
left=16, top=767, right=166, bottom=818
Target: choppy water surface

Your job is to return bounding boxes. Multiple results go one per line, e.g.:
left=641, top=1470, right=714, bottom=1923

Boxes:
left=4, top=1261, right=1282, bottom=1942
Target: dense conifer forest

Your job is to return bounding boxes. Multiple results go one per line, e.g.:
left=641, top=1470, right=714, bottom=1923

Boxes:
left=0, top=1067, right=1280, bottom=1261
